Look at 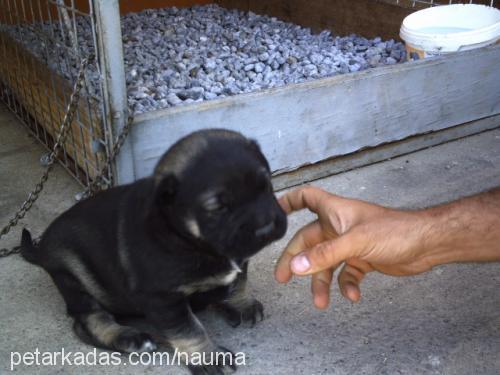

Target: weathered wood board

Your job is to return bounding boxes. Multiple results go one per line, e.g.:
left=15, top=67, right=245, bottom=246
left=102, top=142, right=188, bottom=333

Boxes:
left=130, top=44, right=500, bottom=180
left=216, top=0, right=414, bottom=40
left=216, top=0, right=500, bottom=40
left=272, top=114, right=500, bottom=191
left=0, top=31, right=105, bottom=180
left=4, top=0, right=211, bottom=24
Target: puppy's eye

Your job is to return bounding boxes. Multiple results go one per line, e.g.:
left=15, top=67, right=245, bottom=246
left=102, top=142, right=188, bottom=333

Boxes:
left=203, top=196, right=227, bottom=213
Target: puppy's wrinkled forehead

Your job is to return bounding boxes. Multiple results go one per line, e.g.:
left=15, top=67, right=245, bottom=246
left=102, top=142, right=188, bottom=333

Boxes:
left=154, top=133, right=208, bottom=179
left=154, top=129, right=262, bottom=180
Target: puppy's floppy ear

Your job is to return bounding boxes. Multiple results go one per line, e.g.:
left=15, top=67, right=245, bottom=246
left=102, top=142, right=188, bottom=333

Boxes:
left=155, top=174, right=178, bottom=205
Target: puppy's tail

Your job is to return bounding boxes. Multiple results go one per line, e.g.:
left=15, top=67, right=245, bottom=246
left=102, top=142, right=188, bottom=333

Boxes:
left=20, top=228, right=41, bottom=265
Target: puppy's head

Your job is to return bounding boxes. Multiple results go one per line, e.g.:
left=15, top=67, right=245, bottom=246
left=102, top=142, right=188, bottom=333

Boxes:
left=152, top=129, right=286, bottom=260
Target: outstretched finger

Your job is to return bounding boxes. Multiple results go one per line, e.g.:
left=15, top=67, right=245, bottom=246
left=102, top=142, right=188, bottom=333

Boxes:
left=275, top=220, right=323, bottom=283
left=278, top=186, right=343, bottom=216
left=311, top=268, right=334, bottom=309
left=337, top=260, right=373, bottom=302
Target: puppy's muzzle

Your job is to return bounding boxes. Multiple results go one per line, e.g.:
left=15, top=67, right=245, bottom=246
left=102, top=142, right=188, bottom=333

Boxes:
left=255, top=221, right=276, bottom=238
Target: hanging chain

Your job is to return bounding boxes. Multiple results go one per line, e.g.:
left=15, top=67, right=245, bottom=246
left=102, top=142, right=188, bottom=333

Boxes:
left=83, top=102, right=136, bottom=197
left=0, top=57, right=134, bottom=257
left=0, top=58, right=89, bottom=255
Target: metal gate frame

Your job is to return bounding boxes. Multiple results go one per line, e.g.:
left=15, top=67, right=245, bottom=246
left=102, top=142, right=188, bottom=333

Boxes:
left=93, top=0, right=134, bottom=185
left=0, top=0, right=134, bottom=186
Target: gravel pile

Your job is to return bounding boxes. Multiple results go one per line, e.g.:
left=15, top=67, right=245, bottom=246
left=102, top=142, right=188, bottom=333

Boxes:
left=7, top=4, right=406, bottom=113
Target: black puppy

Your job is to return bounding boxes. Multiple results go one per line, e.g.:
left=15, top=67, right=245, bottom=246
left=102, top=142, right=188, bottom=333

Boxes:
left=21, top=129, right=286, bottom=374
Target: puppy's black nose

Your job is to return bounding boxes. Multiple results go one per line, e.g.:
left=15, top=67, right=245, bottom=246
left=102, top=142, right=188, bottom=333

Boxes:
left=255, top=221, right=275, bottom=237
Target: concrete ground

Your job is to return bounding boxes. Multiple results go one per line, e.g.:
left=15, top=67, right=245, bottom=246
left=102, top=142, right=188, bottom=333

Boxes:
left=1, top=102, right=499, bottom=374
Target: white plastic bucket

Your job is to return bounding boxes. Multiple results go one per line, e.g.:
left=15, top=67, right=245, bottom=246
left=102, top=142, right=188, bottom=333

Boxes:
left=400, top=4, right=500, bottom=60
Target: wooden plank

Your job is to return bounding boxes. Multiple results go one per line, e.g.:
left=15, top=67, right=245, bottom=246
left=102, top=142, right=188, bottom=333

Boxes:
left=216, top=0, right=249, bottom=12
left=4, top=0, right=211, bottom=24
left=216, top=0, right=415, bottom=40
left=0, top=31, right=105, bottom=179
left=272, top=114, right=500, bottom=191
left=119, top=0, right=212, bottom=14
left=129, top=44, right=500, bottom=181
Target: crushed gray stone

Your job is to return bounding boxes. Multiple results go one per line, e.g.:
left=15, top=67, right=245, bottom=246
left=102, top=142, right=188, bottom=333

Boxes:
left=5, top=4, right=406, bottom=114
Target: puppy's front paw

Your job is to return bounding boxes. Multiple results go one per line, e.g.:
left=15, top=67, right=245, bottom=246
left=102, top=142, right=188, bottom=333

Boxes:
left=188, top=346, right=237, bottom=374
left=114, top=329, right=157, bottom=353
left=218, top=298, right=264, bottom=328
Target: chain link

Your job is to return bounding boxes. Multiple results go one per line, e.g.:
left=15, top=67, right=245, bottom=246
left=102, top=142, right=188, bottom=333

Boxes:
left=0, top=56, right=134, bottom=258
left=0, top=245, right=21, bottom=257
left=83, top=103, right=135, bottom=197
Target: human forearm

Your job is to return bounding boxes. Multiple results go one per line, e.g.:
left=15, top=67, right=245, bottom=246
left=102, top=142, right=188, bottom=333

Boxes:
left=416, top=188, right=500, bottom=267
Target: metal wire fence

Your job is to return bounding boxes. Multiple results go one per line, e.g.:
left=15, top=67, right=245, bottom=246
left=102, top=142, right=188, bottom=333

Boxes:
left=0, top=0, right=111, bottom=188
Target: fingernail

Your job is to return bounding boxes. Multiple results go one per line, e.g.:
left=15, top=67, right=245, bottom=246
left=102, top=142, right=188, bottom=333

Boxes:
left=291, top=253, right=311, bottom=273
left=345, top=282, right=360, bottom=302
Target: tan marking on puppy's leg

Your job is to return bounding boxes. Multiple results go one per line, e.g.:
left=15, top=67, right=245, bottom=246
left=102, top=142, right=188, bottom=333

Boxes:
left=217, top=269, right=264, bottom=327
left=79, top=311, right=156, bottom=353
left=224, top=270, right=249, bottom=309
left=84, top=312, right=124, bottom=347
left=162, top=309, right=236, bottom=372
left=166, top=310, right=214, bottom=355
left=169, top=335, right=212, bottom=356
left=116, top=216, right=138, bottom=291
left=59, top=252, right=111, bottom=307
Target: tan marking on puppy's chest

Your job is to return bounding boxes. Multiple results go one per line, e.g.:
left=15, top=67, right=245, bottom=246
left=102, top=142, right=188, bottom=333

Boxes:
left=177, top=267, right=240, bottom=295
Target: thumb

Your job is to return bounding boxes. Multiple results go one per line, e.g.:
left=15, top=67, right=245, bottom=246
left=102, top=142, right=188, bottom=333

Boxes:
left=290, top=235, right=357, bottom=275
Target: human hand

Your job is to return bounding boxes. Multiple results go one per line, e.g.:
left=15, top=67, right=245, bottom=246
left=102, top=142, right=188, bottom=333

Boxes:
left=275, top=186, right=435, bottom=309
